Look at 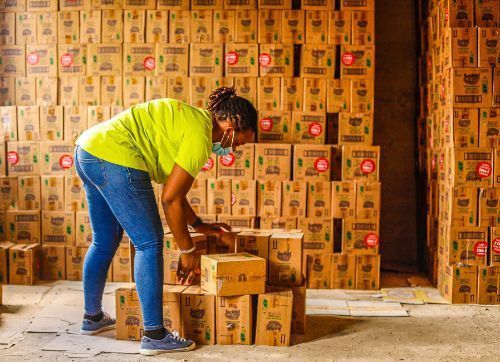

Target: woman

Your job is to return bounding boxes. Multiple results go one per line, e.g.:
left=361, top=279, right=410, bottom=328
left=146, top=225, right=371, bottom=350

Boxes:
left=74, top=87, right=257, bottom=355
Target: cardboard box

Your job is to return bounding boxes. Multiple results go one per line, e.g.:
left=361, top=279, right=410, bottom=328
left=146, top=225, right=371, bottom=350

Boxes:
left=75, top=211, right=92, bottom=246
left=187, top=179, right=207, bottom=215
left=217, top=216, right=255, bottom=229
left=340, top=0, right=374, bottom=10
left=41, top=142, right=74, bottom=175
left=0, top=0, right=25, bottom=11
left=331, top=181, right=355, bottom=218
left=257, top=180, right=281, bottom=217
left=281, top=181, right=307, bottom=218
left=64, top=176, right=86, bottom=212
left=0, top=241, right=15, bottom=284
left=163, top=233, right=208, bottom=284
left=59, top=0, right=91, bottom=10
left=306, top=181, right=331, bottom=218
left=40, top=106, right=63, bottom=141
left=17, top=106, right=40, bottom=141
left=7, top=141, right=41, bottom=176
left=87, top=105, right=111, bottom=127
left=476, top=0, right=499, bottom=27
left=255, top=290, right=293, bottom=347
left=42, top=211, right=75, bottom=246
left=59, top=77, right=79, bottom=106
left=181, top=285, right=216, bottom=345
left=168, top=10, right=190, bottom=44
left=352, top=11, right=375, bottom=45
left=157, top=0, right=190, bottom=9
left=235, top=10, right=257, bottom=43
left=258, top=0, right=291, bottom=9
left=329, top=11, right=351, bottom=45
left=260, top=216, right=297, bottom=230
left=0, top=106, right=17, bottom=141
left=259, top=44, right=293, bottom=78
left=190, top=10, right=213, bottom=43
left=479, top=188, right=500, bottom=227
left=257, top=77, right=281, bottom=111
left=300, top=44, right=335, bottom=78
left=197, top=153, right=218, bottom=179
left=281, top=78, right=303, bottom=112
left=206, top=179, right=231, bottom=215
left=331, top=253, right=356, bottom=289
left=479, top=108, right=499, bottom=148
left=123, top=0, right=155, bottom=9
left=233, top=77, right=257, bottom=106
left=101, top=9, right=123, bottom=43
left=268, top=232, right=303, bottom=287
left=36, top=77, right=58, bottom=106
left=342, top=218, right=379, bottom=255
left=491, top=227, right=500, bottom=266
left=27, top=0, right=57, bottom=11
left=64, top=106, right=88, bottom=142
left=15, top=77, right=36, bottom=106
left=206, top=231, right=237, bottom=254
left=123, top=77, right=145, bottom=108
left=477, top=266, right=499, bottom=304
left=231, top=180, right=257, bottom=216
left=165, top=76, right=188, bottom=102
left=258, top=10, right=281, bottom=43
left=224, top=0, right=255, bottom=8
left=257, top=111, right=291, bottom=143
left=298, top=217, right=332, bottom=271
left=123, top=43, right=156, bottom=77
left=448, top=226, right=488, bottom=266
left=282, top=10, right=305, bottom=44
left=87, top=43, right=122, bottom=76
left=79, top=76, right=100, bottom=106
left=341, top=145, right=380, bottom=182
left=338, top=112, right=373, bottom=145
left=80, top=10, right=101, bottom=43
left=442, top=108, right=479, bottom=148
left=9, top=243, right=40, bottom=285
left=36, top=12, right=58, bottom=44
left=442, top=27, right=477, bottom=69
left=145, top=10, right=168, bottom=43
left=340, top=45, right=375, bottom=79
left=191, top=0, right=222, bottom=9
left=190, top=44, right=223, bottom=77
left=41, top=175, right=65, bottom=211
left=101, top=76, right=123, bottom=106
left=254, top=143, right=291, bottom=180
left=356, top=182, right=381, bottom=219
left=201, top=253, right=266, bottom=296
left=58, top=11, right=80, bottom=44
left=218, top=144, right=254, bottom=180
left=450, top=148, right=493, bottom=187
left=292, top=111, right=326, bottom=144
left=293, top=144, right=331, bottom=182
left=213, top=10, right=235, bottom=43
left=0, top=45, right=25, bottom=77
left=156, top=44, right=190, bottom=77
left=216, top=295, right=252, bottom=345
left=41, top=245, right=66, bottom=280
left=447, top=187, right=477, bottom=227
left=112, top=243, right=130, bottom=282
left=494, top=68, right=500, bottom=107
left=446, top=67, right=492, bottom=108
left=0, top=211, right=6, bottom=241
left=16, top=12, right=36, bottom=45
left=303, top=78, right=327, bottom=113
left=351, top=78, right=374, bottom=113
left=307, top=250, right=332, bottom=289
left=291, top=285, right=306, bottom=335
left=355, top=254, right=380, bottom=290
left=235, top=230, right=270, bottom=260
left=305, top=10, right=328, bottom=44
left=443, top=264, right=478, bottom=304
left=18, top=176, right=41, bottom=211
left=0, top=177, right=17, bottom=210
left=66, top=246, right=85, bottom=281
left=123, top=9, right=145, bottom=43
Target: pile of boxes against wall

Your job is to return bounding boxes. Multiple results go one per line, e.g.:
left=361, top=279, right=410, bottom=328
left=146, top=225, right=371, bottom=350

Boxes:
left=418, top=0, right=500, bottom=304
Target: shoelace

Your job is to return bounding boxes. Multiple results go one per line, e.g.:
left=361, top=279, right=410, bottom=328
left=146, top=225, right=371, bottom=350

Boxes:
left=171, top=330, right=187, bottom=343
left=102, top=312, right=115, bottom=323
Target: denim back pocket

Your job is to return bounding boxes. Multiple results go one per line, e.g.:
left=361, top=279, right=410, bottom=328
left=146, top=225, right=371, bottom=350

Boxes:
left=127, top=168, right=153, bottom=192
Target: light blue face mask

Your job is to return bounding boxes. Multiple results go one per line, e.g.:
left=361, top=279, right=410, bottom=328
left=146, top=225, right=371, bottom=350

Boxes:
left=212, top=129, right=235, bottom=156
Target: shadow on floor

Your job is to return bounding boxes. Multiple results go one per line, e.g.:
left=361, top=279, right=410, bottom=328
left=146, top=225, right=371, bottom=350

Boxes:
left=293, top=315, right=364, bottom=345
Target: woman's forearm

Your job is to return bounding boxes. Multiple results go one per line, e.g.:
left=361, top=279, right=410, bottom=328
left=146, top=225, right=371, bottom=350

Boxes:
left=163, top=198, right=194, bottom=251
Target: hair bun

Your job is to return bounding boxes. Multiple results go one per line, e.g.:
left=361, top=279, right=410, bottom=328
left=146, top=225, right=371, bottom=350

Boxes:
left=208, top=86, right=237, bottom=112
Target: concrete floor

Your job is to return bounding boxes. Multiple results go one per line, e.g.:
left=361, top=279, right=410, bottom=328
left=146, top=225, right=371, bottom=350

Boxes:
left=1, top=274, right=499, bottom=361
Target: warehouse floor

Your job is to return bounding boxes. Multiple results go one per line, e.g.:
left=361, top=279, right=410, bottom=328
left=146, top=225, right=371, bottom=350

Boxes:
left=1, top=276, right=499, bottom=361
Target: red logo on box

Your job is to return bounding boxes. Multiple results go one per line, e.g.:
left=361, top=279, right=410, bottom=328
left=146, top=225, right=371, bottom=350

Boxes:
left=202, top=157, right=214, bottom=171
left=60, top=53, right=73, bottom=67
left=220, top=153, right=235, bottom=167
left=308, top=122, right=323, bottom=137
left=364, top=233, right=379, bottom=248
left=342, top=52, right=355, bottom=66
left=260, top=117, right=273, bottom=132
left=314, top=158, right=329, bottom=172
left=476, top=161, right=492, bottom=178
left=473, top=241, right=488, bottom=257
left=259, top=53, right=271, bottom=67
left=492, top=238, right=500, bottom=253
left=27, top=52, right=40, bottom=65
left=360, top=159, right=376, bottom=174
left=143, top=56, right=156, bottom=70
left=225, top=52, right=239, bottom=65
left=7, top=151, right=19, bottom=165
left=231, top=193, right=236, bottom=205
left=59, top=155, right=74, bottom=169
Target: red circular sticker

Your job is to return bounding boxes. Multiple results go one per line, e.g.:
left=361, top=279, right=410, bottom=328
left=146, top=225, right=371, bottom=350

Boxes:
left=59, top=155, right=74, bottom=169
left=143, top=56, right=156, bottom=70
left=364, top=233, right=379, bottom=248
left=259, top=53, right=272, bottom=67
left=360, top=159, right=376, bottom=174
left=220, top=153, right=235, bottom=167
left=231, top=193, right=236, bottom=205
left=492, top=238, right=500, bottom=253
left=314, top=158, right=329, bottom=172
left=7, top=151, right=19, bottom=165
left=476, top=161, right=492, bottom=178
left=473, top=241, right=488, bottom=257
left=308, top=122, right=323, bottom=137
left=259, top=117, right=273, bottom=132
left=202, top=157, right=214, bottom=171
left=27, top=52, right=40, bottom=65
left=60, top=53, right=73, bottom=67
left=225, top=52, right=239, bottom=65
left=342, top=52, right=355, bottom=66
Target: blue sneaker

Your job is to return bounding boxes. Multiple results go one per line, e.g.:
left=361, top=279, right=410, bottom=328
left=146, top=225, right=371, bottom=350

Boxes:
left=80, top=312, right=116, bottom=335
left=140, top=331, right=196, bottom=356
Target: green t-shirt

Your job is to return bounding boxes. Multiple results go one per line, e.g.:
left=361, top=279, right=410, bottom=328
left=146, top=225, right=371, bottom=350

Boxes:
left=76, top=99, right=213, bottom=183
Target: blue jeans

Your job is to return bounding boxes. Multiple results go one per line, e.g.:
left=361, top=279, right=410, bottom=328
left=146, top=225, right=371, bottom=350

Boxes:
left=74, top=146, right=165, bottom=331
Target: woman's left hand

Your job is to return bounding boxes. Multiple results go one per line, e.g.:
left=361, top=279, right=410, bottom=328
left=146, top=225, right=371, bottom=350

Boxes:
left=194, top=222, right=231, bottom=235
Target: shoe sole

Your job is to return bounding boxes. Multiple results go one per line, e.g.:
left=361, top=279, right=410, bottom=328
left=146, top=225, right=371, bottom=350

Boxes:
left=80, top=324, right=116, bottom=336
left=139, top=342, right=196, bottom=356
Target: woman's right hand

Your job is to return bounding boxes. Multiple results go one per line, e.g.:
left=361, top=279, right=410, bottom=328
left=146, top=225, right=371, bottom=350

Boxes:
left=177, top=252, right=201, bottom=285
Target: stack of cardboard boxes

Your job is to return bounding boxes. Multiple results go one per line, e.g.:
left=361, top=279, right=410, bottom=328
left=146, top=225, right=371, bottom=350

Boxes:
left=418, top=0, right=500, bottom=304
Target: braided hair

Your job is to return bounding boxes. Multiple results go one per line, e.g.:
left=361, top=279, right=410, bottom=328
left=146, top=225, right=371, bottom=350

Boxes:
left=207, top=86, right=257, bottom=133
